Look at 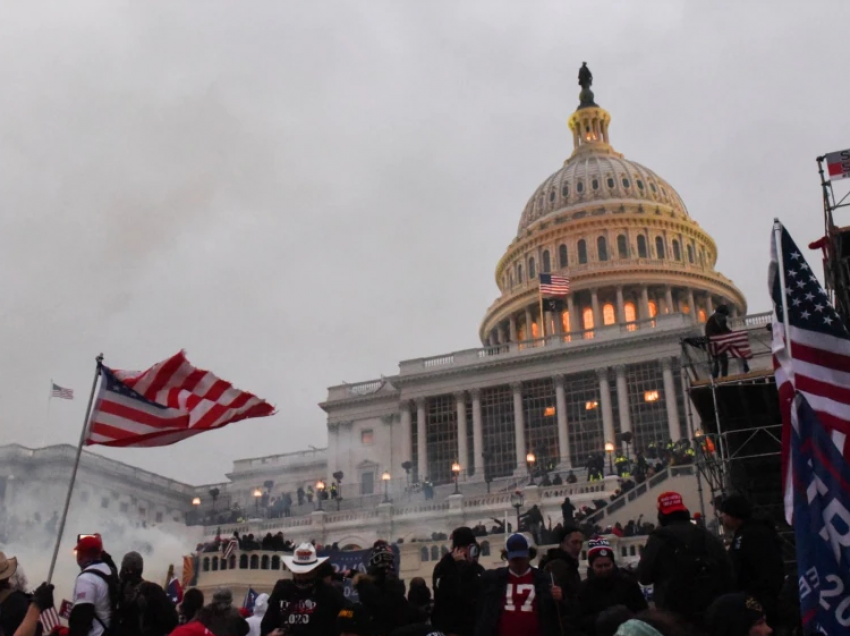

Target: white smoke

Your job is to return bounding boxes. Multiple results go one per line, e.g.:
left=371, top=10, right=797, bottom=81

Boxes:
left=1, top=480, right=202, bottom=604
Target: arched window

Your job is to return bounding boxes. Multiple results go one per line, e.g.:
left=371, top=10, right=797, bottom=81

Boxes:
left=603, top=303, right=616, bottom=325
left=687, top=244, right=694, bottom=263
left=583, top=307, right=595, bottom=330
left=617, top=235, right=628, bottom=258
left=700, top=248, right=706, bottom=265
left=517, top=264, right=523, bottom=283
left=271, top=555, right=280, bottom=570
left=559, top=244, right=568, bottom=268
left=202, top=558, right=210, bottom=572
left=239, top=554, right=248, bottom=569
left=562, top=310, right=571, bottom=334
left=655, top=237, right=666, bottom=259
left=421, top=547, right=429, bottom=562
left=250, top=555, right=259, bottom=570
left=261, top=555, right=270, bottom=570
left=212, top=557, right=219, bottom=571
left=698, top=309, right=707, bottom=322
left=597, top=237, right=608, bottom=262
left=648, top=301, right=658, bottom=318
left=430, top=546, right=439, bottom=561
left=624, top=302, right=637, bottom=328
left=220, top=557, right=227, bottom=571
left=229, top=555, right=237, bottom=569
left=531, top=321, right=540, bottom=339
left=529, top=257, right=536, bottom=279
left=578, top=240, right=588, bottom=264
left=542, top=250, right=551, bottom=273
left=637, top=235, right=648, bottom=258
left=509, top=272, right=514, bottom=289
left=672, top=240, right=681, bottom=261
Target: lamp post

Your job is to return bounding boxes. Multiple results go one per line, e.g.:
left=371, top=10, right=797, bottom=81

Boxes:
left=333, top=471, right=344, bottom=510
left=604, top=441, right=614, bottom=475
left=510, top=491, right=524, bottom=533
left=401, top=461, right=413, bottom=499
left=451, top=462, right=461, bottom=495
left=315, top=480, right=325, bottom=511
left=381, top=471, right=391, bottom=503
left=526, top=452, right=537, bottom=486
left=192, top=497, right=201, bottom=507
left=253, top=488, right=262, bottom=514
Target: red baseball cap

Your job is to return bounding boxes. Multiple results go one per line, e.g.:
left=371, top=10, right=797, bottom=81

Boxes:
left=75, top=534, right=103, bottom=556
left=657, top=491, right=688, bottom=515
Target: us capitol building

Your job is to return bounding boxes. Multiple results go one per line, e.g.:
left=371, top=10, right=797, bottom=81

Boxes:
left=1, top=69, right=760, bottom=557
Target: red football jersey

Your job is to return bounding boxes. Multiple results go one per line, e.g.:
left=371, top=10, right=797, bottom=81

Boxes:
left=497, top=569, right=540, bottom=636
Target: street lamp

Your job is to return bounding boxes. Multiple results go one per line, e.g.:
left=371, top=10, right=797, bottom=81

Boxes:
left=510, top=491, right=524, bottom=533
left=253, top=488, right=262, bottom=514
left=526, top=452, right=537, bottom=486
left=192, top=497, right=201, bottom=507
left=381, top=471, right=391, bottom=503
left=451, top=462, right=461, bottom=494
left=604, top=441, right=615, bottom=475
left=315, top=480, right=325, bottom=511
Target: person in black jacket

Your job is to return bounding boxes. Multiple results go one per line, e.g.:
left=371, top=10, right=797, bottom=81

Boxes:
left=0, top=553, right=55, bottom=636
left=475, top=534, right=562, bottom=636
left=354, top=541, right=411, bottom=635
left=115, top=551, right=179, bottom=636
left=261, top=543, right=346, bottom=636
left=431, top=527, right=484, bottom=636
left=577, top=539, right=647, bottom=635
left=719, top=495, right=785, bottom=623
left=637, top=492, right=732, bottom=625
left=538, top=524, right=584, bottom=631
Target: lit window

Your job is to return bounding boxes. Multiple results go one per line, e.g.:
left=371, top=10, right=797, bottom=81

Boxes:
left=603, top=303, right=616, bottom=325
left=624, top=302, right=636, bottom=322
left=361, top=429, right=374, bottom=445
left=531, top=321, right=540, bottom=339
left=681, top=302, right=690, bottom=314
left=648, top=301, right=658, bottom=318
left=562, top=310, right=571, bottom=333
left=698, top=309, right=707, bottom=322
left=544, top=406, right=556, bottom=417
left=644, top=390, right=660, bottom=402
left=583, top=307, right=594, bottom=330
left=585, top=400, right=599, bottom=410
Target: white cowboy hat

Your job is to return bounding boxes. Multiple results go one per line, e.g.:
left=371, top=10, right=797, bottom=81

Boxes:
left=282, top=543, right=327, bottom=574
left=0, top=552, right=18, bottom=581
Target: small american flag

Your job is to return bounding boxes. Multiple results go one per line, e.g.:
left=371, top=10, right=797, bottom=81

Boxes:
left=539, top=273, right=570, bottom=296
left=51, top=383, right=74, bottom=400
left=40, top=607, right=61, bottom=632
left=708, top=331, right=753, bottom=359
left=85, top=351, right=275, bottom=448
left=223, top=537, right=239, bottom=560
left=770, top=222, right=850, bottom=522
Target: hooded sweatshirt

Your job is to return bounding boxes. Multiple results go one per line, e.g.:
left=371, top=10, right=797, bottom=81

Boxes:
left=246, top=594, right=269, bottom=636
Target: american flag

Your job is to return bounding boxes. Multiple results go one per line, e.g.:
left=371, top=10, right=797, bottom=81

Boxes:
left=85, top=351, right=275, bottom=448
left=40, top=607, right=61, bottom=632
left=708, top=331, right=753, bottom=359
left=539, top=273, right=570, bottom=296
left=51, top=383, right=74, bottom=400
left=223, top=537, right=239, bottom=561
left=769, top=222, right=850, bottom=522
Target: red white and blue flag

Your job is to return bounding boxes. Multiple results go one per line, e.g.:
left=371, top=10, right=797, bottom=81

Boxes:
left=770, top=222, right=850, bottom=634
left=51, top=383, right=74, bottom=400
left=85, top=351, right=275, bottom=447
left=708, top=331, right=753, bottom=359
left=539, top=273, right=570, bottom=296
left=39, top=607, right=61, bottom=632
left=223, top=537, right=239, bottom=561
left=166, top=576, right=184, bottom=604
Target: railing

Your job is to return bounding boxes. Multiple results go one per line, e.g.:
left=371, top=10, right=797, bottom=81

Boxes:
left=730, top=311, right=772, bottom=328
left=585, top=465, right=695, bottom=525
left=325, top=377, right=399, bottom=402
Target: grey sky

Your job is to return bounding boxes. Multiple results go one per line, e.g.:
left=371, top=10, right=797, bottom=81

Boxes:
left=1, top=2, right=847, bottom=484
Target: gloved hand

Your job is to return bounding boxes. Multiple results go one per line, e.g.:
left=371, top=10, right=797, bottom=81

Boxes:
left=31, top=582, right=55, bottom=611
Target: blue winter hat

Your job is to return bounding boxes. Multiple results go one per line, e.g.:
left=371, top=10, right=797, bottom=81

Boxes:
left=506, top=533, right=530, bottom=559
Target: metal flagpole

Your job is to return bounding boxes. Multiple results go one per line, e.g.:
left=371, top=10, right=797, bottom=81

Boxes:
left=773, top=220, right=793, bottom=361
left=538, top=288, right=547, bottom=340
left=41, top=380, right=53, bottom=448
left=47, top=354, right=103, bottom=584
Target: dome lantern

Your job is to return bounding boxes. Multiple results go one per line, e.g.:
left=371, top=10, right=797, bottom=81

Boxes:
left=568, top=63, right=616, bottom=158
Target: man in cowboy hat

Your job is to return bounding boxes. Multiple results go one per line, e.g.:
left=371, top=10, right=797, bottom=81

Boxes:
left=0, top=552, right=55, bottom=636
left=260, top=543, right=345, bottom=636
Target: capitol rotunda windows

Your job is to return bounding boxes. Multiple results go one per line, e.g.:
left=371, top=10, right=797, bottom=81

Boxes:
left=578, top=239, right=588, bottom=264
left=655, top=236, right=666, bottom=259
left=637, top=235, right=648, bottom=258
left=673, top=240, right=681, bottom=261
left=559, top=244, right=568, bottom=268
left=542, top=250, right=551, bottom=273
left=597, top=236, right=608, bottom=261
left=617, top=235, right=628, bottom=258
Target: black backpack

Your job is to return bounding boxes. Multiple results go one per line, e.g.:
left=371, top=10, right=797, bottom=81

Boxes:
left=80, top=566, right=121, bottom=634
left=658, top=527, right=725, bottom=619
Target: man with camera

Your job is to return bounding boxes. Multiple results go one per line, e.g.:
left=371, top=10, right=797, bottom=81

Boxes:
left=431, top=527, right=484, bottom=636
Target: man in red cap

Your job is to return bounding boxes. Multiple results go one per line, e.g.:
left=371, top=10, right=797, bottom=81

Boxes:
left=637, top=491, right=731, bottom=625
left=69, top=534, right=117, bottom=636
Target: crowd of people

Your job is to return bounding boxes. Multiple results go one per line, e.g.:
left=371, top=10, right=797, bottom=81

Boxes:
left=0, top=488, right=793, bottom=636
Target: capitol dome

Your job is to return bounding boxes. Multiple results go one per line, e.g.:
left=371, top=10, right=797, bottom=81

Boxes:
left=480, top=67, right=746, bottom=345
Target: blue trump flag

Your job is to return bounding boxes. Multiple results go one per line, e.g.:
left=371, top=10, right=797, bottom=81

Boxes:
left=243, top=588, right=259, bottom=612
left=791, top=393, right=850, bottom=634
left=321, top=545, right=401, bottom=602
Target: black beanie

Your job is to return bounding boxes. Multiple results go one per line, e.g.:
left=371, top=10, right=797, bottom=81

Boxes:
left=720, top=495, right=752, bottom=520
left=705, top=593, right=764, bottom=636
left=451, top=526, right=477, bottom=549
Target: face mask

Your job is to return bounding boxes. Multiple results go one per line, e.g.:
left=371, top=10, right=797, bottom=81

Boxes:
left=294, top=578, right=314, bottom=590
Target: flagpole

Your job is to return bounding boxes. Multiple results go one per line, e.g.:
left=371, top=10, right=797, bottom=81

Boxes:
left=773, top=219, right=794, bottom=360
left=47, top=353, right=103, bottom=584
left=42, top=379, right=53, bottom=448
left=538, top=288, right=547, bottom=341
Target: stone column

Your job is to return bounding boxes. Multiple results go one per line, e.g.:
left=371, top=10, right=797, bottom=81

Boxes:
left=455, top=392, right=468, bottom=479
left=567, top=295, right=578, bottom=335
left=524, top=308, right=534, bottom=340
left=665, top=286, right=674, bottom=314
left=471, top=389, right=484, bottom=477
left=591, top=289, right=602, bottom=328
left=706, top=293, right=714, bottom=316
left=640, top=286, right=651, bottom=321
left=614, top=365, right=632, bottom=452
left=553, top=307, right=564, bottom=335
left=554, top=375, right=570, bottom=466
left=616, top=286, right=626, bottom=324
left=597, top=368, right=615, bottom=450
left=327, top=423, right=339, bottom=477
left=497, top=325, right=507, bottom=345
left=661, top=358, right=682, bottom=442
left=509, top=315, right=518, bottom=342
left=687, top=288, right=697, bottom=322
left=416, top=398, right=428, bottom=480
left=511, top=382, right=526, bottom=471
left=399, top=401, right=412, bottom=467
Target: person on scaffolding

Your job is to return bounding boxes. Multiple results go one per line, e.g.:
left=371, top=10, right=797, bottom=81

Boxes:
left=705, top=304, right=750, bottom=378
